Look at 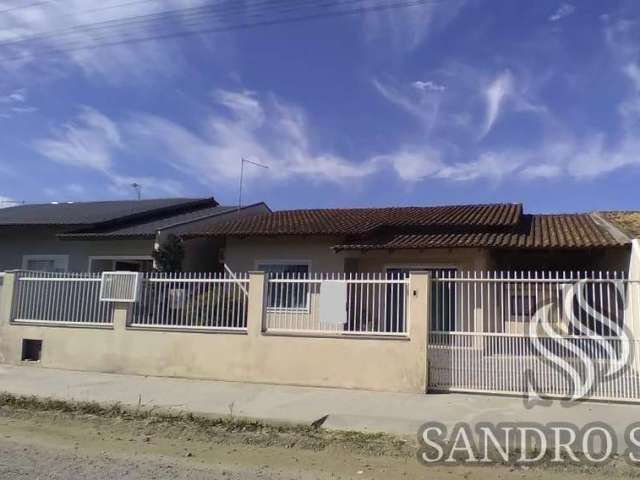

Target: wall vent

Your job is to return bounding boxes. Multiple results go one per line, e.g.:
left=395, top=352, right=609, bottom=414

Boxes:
left=22, top=339, right=42, bottom=362
left=100, top=272, right=142, bottom=302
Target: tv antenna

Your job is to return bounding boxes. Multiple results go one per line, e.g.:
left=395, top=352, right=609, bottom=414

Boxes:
left=238, top=158, right=268, bottom=213
left=131, top=183, right=142, bottom=200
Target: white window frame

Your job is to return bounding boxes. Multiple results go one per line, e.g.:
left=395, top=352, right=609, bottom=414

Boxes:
left=256, top=259, right=312, bottom=313
left=22, top=254, right=69, bottom=272
left=88, top=255, right=153, bottom=273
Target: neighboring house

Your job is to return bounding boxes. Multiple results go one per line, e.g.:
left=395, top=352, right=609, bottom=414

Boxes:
left=599, top=211, right=640, bottom=239
left=0, top=198, right=269, bottom=272
left=188, top=203, right=632, bottom=276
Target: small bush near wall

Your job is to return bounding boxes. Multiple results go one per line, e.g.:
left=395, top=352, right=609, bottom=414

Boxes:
left=153, top=234, right=185, bottom=272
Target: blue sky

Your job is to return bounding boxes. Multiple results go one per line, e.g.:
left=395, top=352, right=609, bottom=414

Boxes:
left=0, top=0, right=639, bottom=213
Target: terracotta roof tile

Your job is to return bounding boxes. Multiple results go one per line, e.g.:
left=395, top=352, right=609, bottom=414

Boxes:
left=198, top=203, right=523, bottom=236
left=332, top=214, right=625, bottom=250
left=197, top=204, right=626, bottom=250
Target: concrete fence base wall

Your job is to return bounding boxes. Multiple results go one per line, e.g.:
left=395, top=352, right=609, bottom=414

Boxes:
left=0, top=272, right=429, bottom=394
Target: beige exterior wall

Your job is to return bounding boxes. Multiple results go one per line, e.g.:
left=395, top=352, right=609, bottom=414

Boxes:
left=224, top=236, right=491, bottom=273
left=352, top=247, right=491, bottom=272
left=224, top=237, right=348, bottom=273
left=0, top=272, right=430, bottom=393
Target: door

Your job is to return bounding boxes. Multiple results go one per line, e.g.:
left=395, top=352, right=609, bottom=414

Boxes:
left=385, top=267, right=458, bottom=334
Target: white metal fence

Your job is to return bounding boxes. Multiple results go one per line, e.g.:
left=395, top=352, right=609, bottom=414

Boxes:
left=427, top=271, right=640, bottom=402
left=11, top=271, right=113, bottom=325
left=131, top=272, right=249, bottom=330
left=265, top=273, right=409, bottom=335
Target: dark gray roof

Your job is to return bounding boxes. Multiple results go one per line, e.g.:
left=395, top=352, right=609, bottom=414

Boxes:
left=0, top=198, right=216, bottom=226
left=58, top=203, right=271, bottom=239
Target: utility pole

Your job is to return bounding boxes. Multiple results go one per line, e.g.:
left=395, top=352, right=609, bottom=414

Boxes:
left=131, top=183, right=142, bottom=200
left=238, top=158, right=268, bottom=214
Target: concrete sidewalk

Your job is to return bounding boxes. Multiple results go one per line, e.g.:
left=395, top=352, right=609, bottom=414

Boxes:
left=1, top=364, right=639, bottom=439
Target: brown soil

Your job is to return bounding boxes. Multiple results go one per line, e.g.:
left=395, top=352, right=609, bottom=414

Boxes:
left=0, top=396, right=638, bottom=479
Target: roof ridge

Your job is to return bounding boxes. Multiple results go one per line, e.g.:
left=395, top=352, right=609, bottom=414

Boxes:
left=270, top=202, right=522, bottom=213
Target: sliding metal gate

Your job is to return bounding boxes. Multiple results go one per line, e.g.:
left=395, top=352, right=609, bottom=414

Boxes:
left=427, top=271, right=640, bottom=402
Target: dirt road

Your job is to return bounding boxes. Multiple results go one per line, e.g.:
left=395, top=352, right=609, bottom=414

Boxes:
left=0, top=398, right=638, bottom=479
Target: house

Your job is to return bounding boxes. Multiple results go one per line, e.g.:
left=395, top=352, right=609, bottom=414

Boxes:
left=1, top=202, right=639, bottom=398
left=185, top=203, right=632, bottom=276
left=0, top=197, right=269, bottom=272
left=599, top=211, right=640, bottom=239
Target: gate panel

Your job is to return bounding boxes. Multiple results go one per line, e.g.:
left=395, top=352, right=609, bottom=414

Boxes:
left=427, top=271, right=640, bottom=402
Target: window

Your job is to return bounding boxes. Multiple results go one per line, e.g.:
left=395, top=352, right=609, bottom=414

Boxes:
left=89, top=257, right=153, bottom=273
left=22, top=255, right=68, bottom=272
left=258, top=262, right=310, bottom=310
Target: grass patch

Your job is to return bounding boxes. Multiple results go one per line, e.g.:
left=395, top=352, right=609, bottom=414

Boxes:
left=0, top=391, right=413, bottom=456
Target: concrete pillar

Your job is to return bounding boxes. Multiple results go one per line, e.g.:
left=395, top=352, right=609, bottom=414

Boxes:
left=112, top=303, right=131, bottom=332
left=625, top=240, right=640, bottom=372
left=0, top=272, right=16, bottom=362
left=409, top=271, right=430, bottom=393
left=247, top=271, right=266, bottom=338
left=0, top=272, right=15, bottom=327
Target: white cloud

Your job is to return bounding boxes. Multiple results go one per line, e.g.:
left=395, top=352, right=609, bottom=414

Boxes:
left=372, top=78, right=440, bottom=127
left=0, top=196, right=18, bottom=208
left=520, top=163, right=564, bottom=179
left=437, top=152, right=522, bottom=182
left=375, top=147, right=523, bottom=183
left=0, top=87, right=36, bottom=118
left=564, top=134, right=640, bottom=178
left=480, top=70, right=514, bottom=139
left=372, top=148, right=444, bottom=181
left=549, top=3, right=576, bottom=22
left=11, top=106, right=37, bottom=113
left=373, top=125, right=640, bottom=183
left=477, top=69, right=547, bottom=139
left=34, top=78, right=640, bottom=197
left=412, top=80, right=446, bottom=92
left=33, top=106, right=183, bottom=196
left=0, top=88, right=26, bottom=103
left=362, top=0, right=466, bottom=51
left=34, top=106, right=120, bottom=171
left=128, top=89, right=378, bottom=186
left=623, top=63, right=640, bottom=91
left=496, top=134, right=640, bottom=180
left=0, top=0, right=215, bottom=82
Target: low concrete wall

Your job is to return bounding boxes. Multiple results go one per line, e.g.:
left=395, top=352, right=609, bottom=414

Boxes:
left=0, top=272, right=429, bottom=393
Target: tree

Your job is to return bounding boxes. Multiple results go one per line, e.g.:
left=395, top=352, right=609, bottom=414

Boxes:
left=152, top=234, right=184, bottom=272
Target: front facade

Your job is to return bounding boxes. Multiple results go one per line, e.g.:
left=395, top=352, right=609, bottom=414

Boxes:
left=1, top=202, right=639, bottom=399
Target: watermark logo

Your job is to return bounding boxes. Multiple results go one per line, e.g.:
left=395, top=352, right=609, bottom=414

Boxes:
left=417, top=278, right=640, bottom=467
left=417, top=421, right=630, bottom=466
left=524, top=279, right=633, bottom=406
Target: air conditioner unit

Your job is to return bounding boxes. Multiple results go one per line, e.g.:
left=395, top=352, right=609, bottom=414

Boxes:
left=100, top=272, right=142, bottom=303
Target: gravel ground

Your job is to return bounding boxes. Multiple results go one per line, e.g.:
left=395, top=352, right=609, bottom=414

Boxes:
left=0, top=400, right=639, bottom=479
